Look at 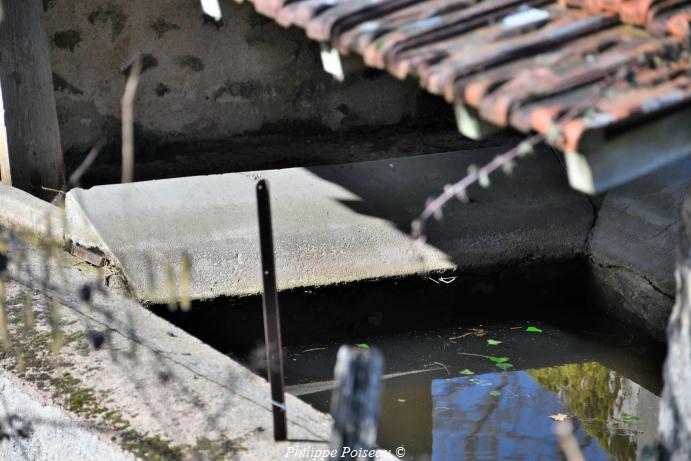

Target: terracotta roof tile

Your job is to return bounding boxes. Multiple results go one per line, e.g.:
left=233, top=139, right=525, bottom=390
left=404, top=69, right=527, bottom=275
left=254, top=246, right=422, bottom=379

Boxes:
left=235, top=0, right=691, bottom=163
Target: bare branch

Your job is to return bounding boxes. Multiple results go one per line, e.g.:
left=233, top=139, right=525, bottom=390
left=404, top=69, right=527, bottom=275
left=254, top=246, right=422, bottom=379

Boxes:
left=410, top=98, right=598, bottom=241
left=121, top=54, right=142, bottom=184
left=68, top=139, right=106, bottom=188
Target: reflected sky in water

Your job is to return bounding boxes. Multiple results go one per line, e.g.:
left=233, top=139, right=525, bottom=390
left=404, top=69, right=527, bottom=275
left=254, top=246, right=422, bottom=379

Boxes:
left=430, top=363, right=657, bottom=461
left=432, top=370, right=602, bottom=460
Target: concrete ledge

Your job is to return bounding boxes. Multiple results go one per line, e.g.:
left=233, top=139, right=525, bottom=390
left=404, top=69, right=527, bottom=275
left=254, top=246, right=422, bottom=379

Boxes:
left=1, top=238, right=370, bottom=460
left=0, top=183, right=63, bottom=239
left=64, top=147, right=594, bottom=304
left=65, top=168, right=454, bottom=303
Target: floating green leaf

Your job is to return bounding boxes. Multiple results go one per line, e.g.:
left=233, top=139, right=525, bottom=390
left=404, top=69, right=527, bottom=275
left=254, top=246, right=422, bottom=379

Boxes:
left=489, top=356, right=510, bottom=363
left=489, top=390, right=502, bottom=397
left=355, top=343, right=370, bottom=349
left=496, top=362, right=514, bottom=370
left=617, top=414, right=641, bottom=424
left=459, top=369, right=475, bottom=375
left=487, top=339, right=502, bottom=346
left=526, top=326, right=543, bottom=333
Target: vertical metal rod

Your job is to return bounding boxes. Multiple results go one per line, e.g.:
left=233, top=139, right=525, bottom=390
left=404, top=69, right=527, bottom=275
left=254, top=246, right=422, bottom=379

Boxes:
left=256, top=179, right=287, bottom=441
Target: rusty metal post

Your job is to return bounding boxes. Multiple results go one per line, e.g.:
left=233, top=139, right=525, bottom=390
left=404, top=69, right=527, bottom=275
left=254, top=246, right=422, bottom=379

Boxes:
left=256, top=179, right=287, bottom=441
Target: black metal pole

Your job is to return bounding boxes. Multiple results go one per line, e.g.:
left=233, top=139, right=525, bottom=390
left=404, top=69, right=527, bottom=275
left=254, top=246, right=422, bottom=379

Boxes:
left=256, top=179, right=287, bottom=441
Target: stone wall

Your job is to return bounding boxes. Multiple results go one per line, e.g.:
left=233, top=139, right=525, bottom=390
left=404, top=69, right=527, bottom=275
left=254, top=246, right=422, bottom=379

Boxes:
left=588, top=158, right=691, bottom=340
left=42, top=0, right=436, bottom=154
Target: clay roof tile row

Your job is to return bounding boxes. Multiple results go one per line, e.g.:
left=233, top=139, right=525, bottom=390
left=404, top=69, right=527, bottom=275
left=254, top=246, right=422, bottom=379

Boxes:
left=235, top=0, right=690, bottom=155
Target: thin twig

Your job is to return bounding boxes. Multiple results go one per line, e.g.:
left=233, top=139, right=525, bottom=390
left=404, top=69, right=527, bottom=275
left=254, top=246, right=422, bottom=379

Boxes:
left=69, top=139, right=106, bottom=187
left=40, top=186, right=66, bottom=195
left=411, top=133, right=541, bottom=240
left=121, top=55, right=142, bottom=184
left=457, top=352, right=491, bottom=359
left=410, top=101, right=597, bottom=240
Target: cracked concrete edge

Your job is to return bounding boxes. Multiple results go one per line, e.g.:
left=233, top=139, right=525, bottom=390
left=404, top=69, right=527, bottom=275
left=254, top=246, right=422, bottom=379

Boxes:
left=588, top=255, right=674, bottom=341
left=581, top=189, right=673, bottom=338
left=1, top=236, right=402, bottom=460
left=590, top=253, right=675, bottom=299
left=585, top=202, right=675, bottom=303
left=585, top=244, right=675, bottom=342
left=63, top=190, right=120, bottom=266
left=0, top=184, right=64, bottom=240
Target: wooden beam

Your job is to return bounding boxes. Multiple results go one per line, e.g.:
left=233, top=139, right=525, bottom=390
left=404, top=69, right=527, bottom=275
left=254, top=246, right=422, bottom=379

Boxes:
left=0, top=0, right=64, bottom=198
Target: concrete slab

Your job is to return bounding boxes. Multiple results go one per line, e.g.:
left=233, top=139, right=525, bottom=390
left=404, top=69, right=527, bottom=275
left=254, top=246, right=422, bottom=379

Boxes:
left=0, top=234, right=402, bottom=460
left=65, top=146, right=595, bottom=303
left=0, top=183, right=63, bottom=239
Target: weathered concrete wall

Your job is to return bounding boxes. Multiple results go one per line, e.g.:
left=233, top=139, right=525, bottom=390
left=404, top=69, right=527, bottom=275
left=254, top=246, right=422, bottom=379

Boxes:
left=588, top=158, right=691, bottom=340
left=42, top=0, right=433, bottom=154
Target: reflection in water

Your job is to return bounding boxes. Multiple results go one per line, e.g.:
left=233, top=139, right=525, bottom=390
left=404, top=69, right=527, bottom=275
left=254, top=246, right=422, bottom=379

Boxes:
left=432, top=369, right=599, bottom=460
left=530, top=363, right=659, bottom=461
left=431, top=362, right=658, bottom=461
left=291, top=320, right=663, bottom=460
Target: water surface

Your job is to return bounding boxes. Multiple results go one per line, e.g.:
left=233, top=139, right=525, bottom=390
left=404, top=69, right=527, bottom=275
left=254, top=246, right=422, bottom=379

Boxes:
left=287, top=320, right=662, bottom=460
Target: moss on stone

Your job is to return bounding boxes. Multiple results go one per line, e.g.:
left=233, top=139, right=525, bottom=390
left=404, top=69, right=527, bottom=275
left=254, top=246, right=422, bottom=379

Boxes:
left=175, top=55, right=205, bottom=73
left=49, top=372, right=181, bottom=458
left=150, top=18, right=181, bottom=38
left=120, top=430, right=184, bottom=461
left=1, top=280, right=243, bottom=461
left=155, top=83, right=171, bottom=97
left=52, top=30, right=82, bottom=52
left=53, top=73, right=84, bottom=96
left=213, top=80, right=271, bottom=101
left=43, top=0, right=56, bottom=12
left=64, top=330, right=85, bottom=345
left=51, top=372, right=104, bottom=419
left=87, top=5, right=127, bottom=41
left=193, top=436, right=245, bottom=460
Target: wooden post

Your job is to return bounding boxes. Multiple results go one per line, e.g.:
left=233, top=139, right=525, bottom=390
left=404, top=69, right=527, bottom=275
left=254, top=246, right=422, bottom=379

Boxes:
left=0, top=0, right=64, bottom=198
left=330, top=346, right=383, bottom=461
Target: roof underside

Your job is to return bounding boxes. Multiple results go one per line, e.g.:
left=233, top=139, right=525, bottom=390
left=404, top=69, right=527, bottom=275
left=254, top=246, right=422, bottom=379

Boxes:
left=232, top=0, right=691, bottom=192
